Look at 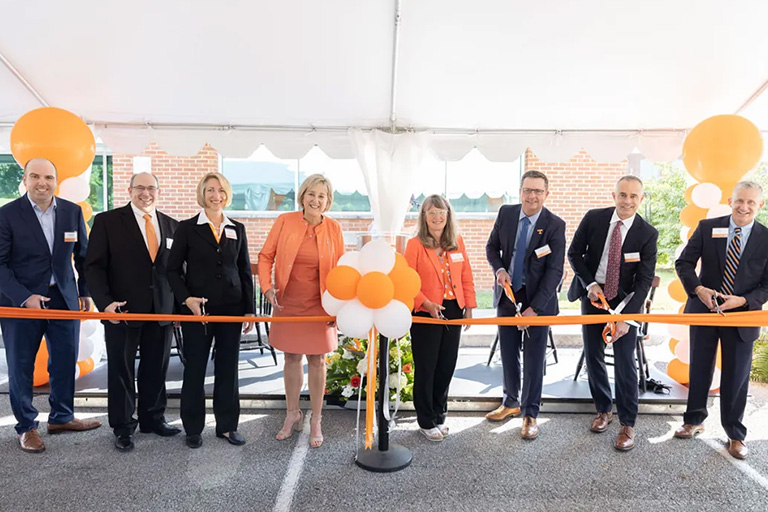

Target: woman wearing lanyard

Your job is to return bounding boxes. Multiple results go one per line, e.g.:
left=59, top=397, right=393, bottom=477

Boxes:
left=258, top=174, right=345, bottom=448
left=167, top=172, right=255, bottom=449
left=405, top=194, right=476, bottom=442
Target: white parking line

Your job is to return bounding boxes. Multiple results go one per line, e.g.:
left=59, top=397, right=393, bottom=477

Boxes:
left=701, top=437, right=768, bottom=491
left=273, top=414, right=311, bottom=512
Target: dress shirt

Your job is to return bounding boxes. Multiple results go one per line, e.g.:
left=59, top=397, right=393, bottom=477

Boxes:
left=502, top=208, right=543, bottom=286
left=130, top=202, right=161, bottom=252
left=28, top=194, right=57, bottom=285
left=591, top=211, right=636, bottom=288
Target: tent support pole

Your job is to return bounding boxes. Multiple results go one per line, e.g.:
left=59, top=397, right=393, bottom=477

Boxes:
left=0, top=49, right=49, bottom=107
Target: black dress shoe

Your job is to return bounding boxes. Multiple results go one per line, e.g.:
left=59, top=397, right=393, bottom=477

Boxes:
left=115, top=434, right=134, bottom=452
left=216, top=431, right=246, bottom=446
left=140, top=422, right=182, bottom=437
left=186, top=434, right=203, bottom=449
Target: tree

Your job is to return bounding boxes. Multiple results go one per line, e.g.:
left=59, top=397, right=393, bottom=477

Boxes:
left=643, top=163, right=686, bottom=267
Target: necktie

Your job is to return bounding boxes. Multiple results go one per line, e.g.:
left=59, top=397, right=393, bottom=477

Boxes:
left=144, top=213, right=158, bottom=262
left=603, top=221, right=622, bottom=300
left=511, top=217, right=530, bottom=291
left=722, top=227, right=742, bottom=295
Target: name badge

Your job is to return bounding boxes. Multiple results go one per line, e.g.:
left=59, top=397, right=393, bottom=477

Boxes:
left=64, top=231, right=77, bottom=243
left=166, top=238, right=173, bottom=250
left=535, top=244, right=552, bottom=258
left=449, top=252, right=464, bottom=262
left=225, top=227, right=237, bottom=240
left=712, top=228, right=729, bottom=238
left=624, top=252, right=640, bottom=262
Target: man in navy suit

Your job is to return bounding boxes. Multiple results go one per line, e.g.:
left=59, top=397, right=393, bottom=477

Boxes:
left=0, top=158, right=101, bottom=453
left=485, top=170, right=566, bottom=440
left=674, top=180, right=768, bottom=460
left=567, top=176, right=658, bottom=451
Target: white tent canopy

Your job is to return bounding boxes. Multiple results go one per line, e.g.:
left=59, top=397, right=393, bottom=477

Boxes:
left=1, top=0, right=767, bottom=161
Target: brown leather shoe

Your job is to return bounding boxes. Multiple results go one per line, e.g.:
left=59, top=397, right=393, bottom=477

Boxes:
left=485, top=404, right=521, bottom=422
left=673, top=423, right=704, bottom=439
left=18, top=429, right=45, bottom=453
left=615, top=425, right=635, bottom=451
left=727, top=439, right=748, bottom=460
left=590, top=412, right=613, bottom=433
left=521, top=416, right=538, bottom=440
left=47, top=418, right=102, bottom=434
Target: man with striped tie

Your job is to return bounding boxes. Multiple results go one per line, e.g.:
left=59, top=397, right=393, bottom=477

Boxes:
left=674, top=181, right=768, bottom=460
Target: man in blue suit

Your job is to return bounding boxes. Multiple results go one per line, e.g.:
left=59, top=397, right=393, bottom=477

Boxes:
left=485, top=170, right=566, bottom=439
left=674, top=181, right=768, bottom=460
left=0, top=158, right=101, bottom=453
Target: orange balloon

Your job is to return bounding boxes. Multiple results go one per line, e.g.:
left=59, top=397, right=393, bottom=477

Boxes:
left=78, top=201, right=93, bottom=222
left=393, top=252, right=408, bottom=270
left=682, top=115, right=763, bottom=184
left=684, top=184, right=696, bottom=205
left=678, top=304, right=686, bottom=314
left=33, top=338, right=50, bottom=387
left=389, top=265, right=421, bottom=303
left=669, top=337, right=680, bottom=353
left=667, top=279, right=688, bottom=303
left=11, top=107, right=96, bottom=181
left=77, top=358, right=95, bottom=377
left=357, top=272, right=395, bottom=309
left=397, top=298, right=415, bottom=312
left=716, top=342, right=722, bottom=369
left=680, top=204, right=707, bottom=228
left=667, top=358, right=690, bottom=385
left=326, top=265, right=361, bottom=300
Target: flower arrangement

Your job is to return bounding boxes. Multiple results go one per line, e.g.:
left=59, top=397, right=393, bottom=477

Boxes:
left=326, top=333, right=414, bottom=404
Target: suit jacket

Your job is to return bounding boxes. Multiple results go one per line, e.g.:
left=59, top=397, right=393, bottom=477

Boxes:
left=485, top=204, right=566, bottom=314
left=567, top=207, right=658, bottom=314
left=0, top=194, right=89, bottom=311
left=404, top=235, right=477, bottom=312
left=84, top=203, right=179, bottom=325
left=675, top=215, right=768, bottom=342
left=258, top=211, right=345, bottom=301
left=166, top=213, right=254, bottom=315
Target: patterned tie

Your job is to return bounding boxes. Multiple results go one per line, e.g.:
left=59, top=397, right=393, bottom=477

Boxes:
left=511, top=217, right=530, bottom=291
left=603, top=221, right=622, bottom=300
left=721, top=227, right=742, bottom=295
left=144, top=213, right=159, bottom=262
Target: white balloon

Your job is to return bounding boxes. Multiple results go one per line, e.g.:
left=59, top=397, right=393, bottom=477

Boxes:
left=321, top=290, right=348, bottom=316
left=74, top=364, right=81, bottom=380
left=336, top=299, right=374, bottom=339
left=667, top=324, right=689, bottom=340
left=707, top=204, right=732, bottom=219
left=674, top=338, right=690, bottom=365
left=373, top=300, right=413, bottom=339
left=18, top=182, right=26, bottom=196
left=674, top=242, right=687, bottom=260
left=58, top=175, right=90, bottom=203
left=691, top=183, right=722, bottom=209
left=710, top=367, right=722, bottom=391
left=358, top=239, right=396, bottom=275
left=77, top=337, right=94, bottom=362
left=337, top=251, right=361, bottom=271
left=679, top=226, right=689, bottom=242
left=81, top=319, right=98, bottom=338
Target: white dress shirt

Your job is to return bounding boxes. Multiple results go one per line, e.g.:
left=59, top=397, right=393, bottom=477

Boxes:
left=591, top=211, right=636, bottom=289
left=130, top=202, right=160, bottom=251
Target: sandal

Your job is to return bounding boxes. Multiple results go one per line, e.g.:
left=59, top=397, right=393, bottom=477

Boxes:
left=276, top=410, right=303, bottom=440
left=309, top=414, right=323, bottom=448
left=436, top=423, right=449, bottom=437
left=420, top=427, right=444, bottom=442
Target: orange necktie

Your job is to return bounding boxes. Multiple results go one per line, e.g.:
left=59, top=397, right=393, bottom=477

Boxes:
left=144, top=213, right=159, bottom=261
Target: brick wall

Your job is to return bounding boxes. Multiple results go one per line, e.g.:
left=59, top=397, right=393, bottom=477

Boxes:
left=112, top=144, right=628, bottom=294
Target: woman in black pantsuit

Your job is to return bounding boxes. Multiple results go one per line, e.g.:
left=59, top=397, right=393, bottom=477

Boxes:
left=167, top=172, right=254, bottom=448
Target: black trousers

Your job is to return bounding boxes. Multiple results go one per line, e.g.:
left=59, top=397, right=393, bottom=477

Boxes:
left=581, top=298, right=638, bottom=427
left=410, top=299, right=463, bottom=429
left=684, top=325, right=754, bottom=441
left=180, top=321, right=242, bottom=436
left=105, top=321, right=173, bottom=436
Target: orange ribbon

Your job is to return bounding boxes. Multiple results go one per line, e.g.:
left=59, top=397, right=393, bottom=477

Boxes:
left=589, top=293, right=617, bottom=344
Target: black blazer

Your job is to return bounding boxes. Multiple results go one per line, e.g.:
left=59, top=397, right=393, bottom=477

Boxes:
left=166, top=214, right=254, bottom=316
left=84, top=203, right=179, bottom=325
left=486, top=204, right=566, bottom=314
left=567, top=207, right=658, bottom=314
left=675, top=215, right=768, bottom=342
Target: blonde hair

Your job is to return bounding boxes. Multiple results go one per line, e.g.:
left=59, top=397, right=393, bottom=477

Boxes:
left=297, top=173, right=334, bottom=212
left=196, top=172, right=233, bottom=209
left=417, top=194, right=458, bottom=251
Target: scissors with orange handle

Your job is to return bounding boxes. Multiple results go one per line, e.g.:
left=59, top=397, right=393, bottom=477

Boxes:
left=503, top=281, right=529, bottom=338
left=590, top=291, right=640, bottom=344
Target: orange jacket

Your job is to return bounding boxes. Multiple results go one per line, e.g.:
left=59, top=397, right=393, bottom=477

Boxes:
left=258, top=211, right=345, bottom=301
left=404, top=235, right=477, bottom=313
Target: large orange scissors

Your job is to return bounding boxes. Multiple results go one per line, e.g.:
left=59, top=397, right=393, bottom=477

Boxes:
left=590, top=292, right=640, bottom=344
left=503, top=281, right=529, bottom=338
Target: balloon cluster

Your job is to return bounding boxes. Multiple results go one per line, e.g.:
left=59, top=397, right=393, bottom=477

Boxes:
left=667, top=114, right=764, bottom=388
left=322, top=238, right=421, bottom=339
left=11, top=107, right=103, bottom=384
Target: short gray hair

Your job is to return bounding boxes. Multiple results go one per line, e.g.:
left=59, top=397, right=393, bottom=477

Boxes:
left=616, top=175, right=643, bottom=191
left=733, top=180, right=763, bottom=196
left=129, top=172, right=159, bottom=188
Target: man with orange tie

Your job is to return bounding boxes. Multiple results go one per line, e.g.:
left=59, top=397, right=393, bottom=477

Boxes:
left=85, top=172, right=180, bottom=452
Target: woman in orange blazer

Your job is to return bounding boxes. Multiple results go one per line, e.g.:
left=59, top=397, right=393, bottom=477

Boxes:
left=404, top=194, right=476, bottom=442
left=258, top=174, right=344, bottom=448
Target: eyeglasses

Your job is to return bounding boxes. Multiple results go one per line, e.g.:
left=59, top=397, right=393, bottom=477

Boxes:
left=426, top=209, right=448, bottom=218
left=521, top=187, right=546, bottom=196
left=131, top=186, right=158, bottom=193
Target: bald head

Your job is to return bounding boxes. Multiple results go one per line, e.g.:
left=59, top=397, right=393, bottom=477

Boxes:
left=22, top=158, right=58, bottom=209
left=23, top=158, right=57, bottom=179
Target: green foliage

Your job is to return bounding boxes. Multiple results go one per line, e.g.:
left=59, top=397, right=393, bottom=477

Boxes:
left=643, top=164, right=686, bottom=268
left=325, top=333, right=414, bottom=403
left=0, top=163, right=24, bottom=199
left=751, top=332, right=768, bottom=383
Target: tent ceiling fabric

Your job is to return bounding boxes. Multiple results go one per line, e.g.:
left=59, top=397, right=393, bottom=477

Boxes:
left=1, top=0, right=768, bottom=161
